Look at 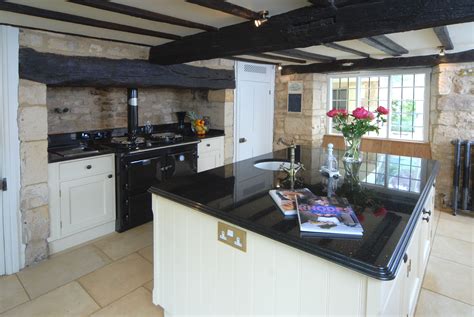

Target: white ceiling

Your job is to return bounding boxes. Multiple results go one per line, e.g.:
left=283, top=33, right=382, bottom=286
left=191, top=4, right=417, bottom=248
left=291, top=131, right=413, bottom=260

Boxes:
left=1, top=0, right=473, bottom=65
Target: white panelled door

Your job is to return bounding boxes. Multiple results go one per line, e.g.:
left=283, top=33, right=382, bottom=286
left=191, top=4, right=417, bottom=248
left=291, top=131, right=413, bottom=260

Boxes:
left=234, top=62, right=275, bottom=162
left=0, top=76, right=4, bottom=275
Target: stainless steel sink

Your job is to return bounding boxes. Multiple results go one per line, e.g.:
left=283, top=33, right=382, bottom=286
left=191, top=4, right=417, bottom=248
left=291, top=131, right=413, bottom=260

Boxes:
left=253, top=160, right=292, bottom=171
left=49, top=145, right=100, bottom=158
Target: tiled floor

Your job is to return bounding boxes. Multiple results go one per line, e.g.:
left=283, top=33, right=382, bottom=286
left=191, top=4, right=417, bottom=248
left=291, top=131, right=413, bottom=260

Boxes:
left=0, top=210, right=472, bottom=316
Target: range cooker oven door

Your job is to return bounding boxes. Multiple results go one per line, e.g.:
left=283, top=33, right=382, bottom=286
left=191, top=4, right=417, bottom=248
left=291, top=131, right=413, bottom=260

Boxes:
left=164, top=148, right=197, bottom=179
left=118, top=154, right=164, bottom=232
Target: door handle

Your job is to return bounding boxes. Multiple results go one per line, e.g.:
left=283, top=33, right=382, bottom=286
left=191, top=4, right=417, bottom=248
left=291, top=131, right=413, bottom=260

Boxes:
left=239, top=137, right=247, bottom=143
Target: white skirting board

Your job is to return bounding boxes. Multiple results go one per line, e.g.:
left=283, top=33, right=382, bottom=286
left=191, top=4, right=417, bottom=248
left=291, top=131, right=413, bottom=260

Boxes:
left=48, top=221, right=115, bottom=254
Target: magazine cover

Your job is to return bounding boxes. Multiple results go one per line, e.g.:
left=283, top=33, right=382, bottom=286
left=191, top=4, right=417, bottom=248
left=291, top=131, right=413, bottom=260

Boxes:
left=296, top=195, right=363, bottom=236
left=269, top=188, right=315, bottom=216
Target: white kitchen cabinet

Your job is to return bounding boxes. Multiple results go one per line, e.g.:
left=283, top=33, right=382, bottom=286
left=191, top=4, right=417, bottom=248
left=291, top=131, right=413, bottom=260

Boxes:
left=48, top=154, right=116, bottom=254
left=197, top=136, right=224, bottom=172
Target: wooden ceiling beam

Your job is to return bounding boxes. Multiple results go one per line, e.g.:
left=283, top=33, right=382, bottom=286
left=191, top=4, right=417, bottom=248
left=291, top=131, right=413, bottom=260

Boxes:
left=323, top=43, right=369, bottom=58
left=271, top=49, right=335, bottom=62
left=359, top=35, right=408, bottom=56
left=248, top=53, right=306, bottom=64
left=185, top=0, right=261, bottom=20
left=228, top=56, right=279, bottom=66
left=282, top=49, right=474, bottom=74
left=68, top=0, right=218, bottom=32
left=149, top=0, right=474, bottom=64
left=433, top=26, right=454, bottom=50
left=0, top=1, right=181, bottom=40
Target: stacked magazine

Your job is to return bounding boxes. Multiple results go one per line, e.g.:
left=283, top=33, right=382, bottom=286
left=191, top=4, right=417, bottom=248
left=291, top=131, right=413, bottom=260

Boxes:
left=269, top=188, right=363, bottom=236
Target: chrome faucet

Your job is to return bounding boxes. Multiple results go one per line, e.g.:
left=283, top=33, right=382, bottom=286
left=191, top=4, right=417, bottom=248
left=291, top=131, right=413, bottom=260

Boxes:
left=277, top=137, right=305, bottom=190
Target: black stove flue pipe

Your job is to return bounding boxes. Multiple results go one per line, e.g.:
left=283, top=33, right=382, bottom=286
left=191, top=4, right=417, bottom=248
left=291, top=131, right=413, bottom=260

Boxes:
left=127, top=88, right=138, bottom=142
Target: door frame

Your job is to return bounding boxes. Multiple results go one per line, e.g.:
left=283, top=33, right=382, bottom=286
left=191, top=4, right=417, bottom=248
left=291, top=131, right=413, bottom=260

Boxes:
left=233, top=61, right=275, bottom=163
left=0, top=26, right=23, bottom=274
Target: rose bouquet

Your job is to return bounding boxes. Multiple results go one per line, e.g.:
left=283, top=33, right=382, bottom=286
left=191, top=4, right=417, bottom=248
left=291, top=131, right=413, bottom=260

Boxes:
left=327, top=106, right=389, bottom=162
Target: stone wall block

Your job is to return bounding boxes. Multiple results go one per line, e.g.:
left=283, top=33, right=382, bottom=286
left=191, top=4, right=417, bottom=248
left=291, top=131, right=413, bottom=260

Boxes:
left=22, top=205, right=50, bottom=243
left=208, top=90, right=227, bottom=103
left=18, top=106, right=48, bottom=141
left=25, top=240, right=49, bottom=265
left=20, top=183, right=49, bottom=210
left=20, top=140, right=48, bottom=186
left=437, top=94, right=474, bottom=111
left=19, top=80, right=46, bottom=107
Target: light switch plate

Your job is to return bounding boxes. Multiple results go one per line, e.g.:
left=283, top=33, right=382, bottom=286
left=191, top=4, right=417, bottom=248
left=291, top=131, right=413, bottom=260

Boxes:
left=218, top=222, right=246, bottom=252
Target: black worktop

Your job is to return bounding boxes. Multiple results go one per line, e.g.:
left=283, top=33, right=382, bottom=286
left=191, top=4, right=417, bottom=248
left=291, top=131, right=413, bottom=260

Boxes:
left=149, top=146, right=439, bottom=280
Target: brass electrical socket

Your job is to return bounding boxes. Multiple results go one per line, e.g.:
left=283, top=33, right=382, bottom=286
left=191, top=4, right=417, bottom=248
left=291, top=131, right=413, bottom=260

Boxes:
left=217, top=222, right=247, bottom=252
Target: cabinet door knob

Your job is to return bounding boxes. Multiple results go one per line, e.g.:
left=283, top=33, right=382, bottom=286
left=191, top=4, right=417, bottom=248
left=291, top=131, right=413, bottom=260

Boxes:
left=86, top=165, right=92, bottom=169
left=422, top=217, right=430, bottom=222
left=403, top=253, right=408, bottom=263
left=422, top=209, right=431, bottom=216
left=108, top=174, right=113, bottom=178
left=206, top=143, right=211, bottom=147
left=239, top=137, right=247, bottom=143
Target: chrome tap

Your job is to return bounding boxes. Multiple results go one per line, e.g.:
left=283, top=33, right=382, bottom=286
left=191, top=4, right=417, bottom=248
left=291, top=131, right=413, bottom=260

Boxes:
left=277, top=138, right=305, bottom=190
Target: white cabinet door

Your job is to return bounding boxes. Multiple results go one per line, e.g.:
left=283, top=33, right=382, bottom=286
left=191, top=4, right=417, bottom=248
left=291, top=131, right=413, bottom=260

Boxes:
left=197, top=150, right=221, bottom=173
left=59, top=173, right=115, bottom=237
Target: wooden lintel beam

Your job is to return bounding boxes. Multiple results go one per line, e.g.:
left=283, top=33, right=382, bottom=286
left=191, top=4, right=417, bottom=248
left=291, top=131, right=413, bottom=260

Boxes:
left=68, top=0, right=218, bottom=32
left=0, top=2, right=181, bottom=40
left=281, top=49, right=474, bottom=74
left=433, top=26, right=454, bottom=50
left=19, top=48, right=235, bottom=89
left=359, top=35, right=408, bottom=56
left=324, top=43, right=369, bottom=58
left=272, top=49, right=335, bottom=62
left=248, top=53, right=306, bottom=64
left=186, top=0, right=261, bottom=20
left=149, top=0, right=474, bottom=65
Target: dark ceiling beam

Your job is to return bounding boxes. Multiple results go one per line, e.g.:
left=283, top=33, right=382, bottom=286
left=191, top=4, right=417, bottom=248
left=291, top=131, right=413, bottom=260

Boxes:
left=68, top=0, right=218, bottom=32
left=309, top=0, right=382, bottom=8
left=185, top=0, right=261, bottom=20
left=149, top=0, right=474, bottom=64
left=271, top=49, right=335, bottom=62
left=433, top=26, right=454, bottom=50
left=0, top=1, right=181, bottom=40
left=282, top=49, right=474, bottom=74
left=228, top=56, right=278, bottom=66
left=323, top=43, right=369, bottom=58
left=19, top=48, right=235, bottom=89
left=248, top=53, right=306, bottom=64
left=359, top=35, right=408, bottom=56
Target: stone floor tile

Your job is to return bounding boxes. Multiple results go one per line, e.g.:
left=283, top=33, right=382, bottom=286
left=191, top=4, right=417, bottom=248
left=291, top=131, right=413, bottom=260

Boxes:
left=90, top=287, right=163, bottom=317
left=94, top=222, right=153, bottom=260
left=423, top=256, right=473, bottom=305
left=143, top=280, right=153, bottom=292
left=431, top=235, right=473, bottom=267
left=439, top=210, right=474, bottom=225
left=78, top=253, right=153, bottom=307
left=415, top=289, right=473, bottom=317
left=436, top=217, right=473, bottom=243
left=0, top=281, right=99, bottom=317
left=138, top=245, right=153, bottom=263
left=0, top=275, right=29, bottom=314
left=17, top=244, right=111, bottom=299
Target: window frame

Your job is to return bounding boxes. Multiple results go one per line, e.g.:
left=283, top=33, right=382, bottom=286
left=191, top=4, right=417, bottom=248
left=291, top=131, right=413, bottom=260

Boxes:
left=327, top=68, right=432, bottom=142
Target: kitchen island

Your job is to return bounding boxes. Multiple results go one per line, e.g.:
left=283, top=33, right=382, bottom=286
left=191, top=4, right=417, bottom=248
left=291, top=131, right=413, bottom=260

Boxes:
left=149, top=146, right=439, bottom=316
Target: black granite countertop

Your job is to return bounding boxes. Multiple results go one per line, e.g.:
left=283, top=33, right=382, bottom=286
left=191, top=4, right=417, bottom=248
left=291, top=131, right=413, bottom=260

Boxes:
left=149, top=146, right=439, bottom=280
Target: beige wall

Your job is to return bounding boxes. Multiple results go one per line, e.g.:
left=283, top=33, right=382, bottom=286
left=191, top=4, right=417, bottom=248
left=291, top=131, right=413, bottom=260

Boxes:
left=430, top=62, right=474, bottom=208
left=273, top=72, right=328, bottom=150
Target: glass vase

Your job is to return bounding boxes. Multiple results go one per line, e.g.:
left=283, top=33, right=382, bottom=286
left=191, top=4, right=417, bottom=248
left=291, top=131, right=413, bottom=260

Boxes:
left=342, top=136, right=362, bottom=186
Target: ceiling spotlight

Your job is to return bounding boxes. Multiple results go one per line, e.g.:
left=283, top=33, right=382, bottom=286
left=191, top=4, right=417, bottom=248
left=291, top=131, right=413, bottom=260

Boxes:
left=277, top=64, right=283, bottom=71
left=254, top=10, right=269, bottom=27
left=438, top=46, right=445, bottom=56
left=342, top=62, right=354, bottom=67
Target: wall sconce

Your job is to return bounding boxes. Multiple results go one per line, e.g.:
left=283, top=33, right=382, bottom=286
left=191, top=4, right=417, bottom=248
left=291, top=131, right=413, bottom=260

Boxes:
left=277, top=64, right=283, bottom=71
left=254, top=10, right=269, bottom=27
left=438, top=46, right=445, bottom=56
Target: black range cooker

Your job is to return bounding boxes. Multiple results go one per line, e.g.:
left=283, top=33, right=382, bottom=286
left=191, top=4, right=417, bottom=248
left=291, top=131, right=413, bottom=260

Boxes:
left=109, top=132, right=198, bottom=232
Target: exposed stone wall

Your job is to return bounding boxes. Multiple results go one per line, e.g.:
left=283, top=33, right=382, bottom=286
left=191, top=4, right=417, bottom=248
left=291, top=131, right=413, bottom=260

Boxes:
left=430, top=62, right=474, bottom=208
left=274, top=72, right=328, bottom=150
left=18, top=80, right=49, bottom=265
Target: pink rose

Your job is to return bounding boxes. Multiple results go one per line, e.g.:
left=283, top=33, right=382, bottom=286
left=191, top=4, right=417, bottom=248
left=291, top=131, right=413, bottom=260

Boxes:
left=338, top=109, right=348, bottom=117
left=352, top=107, right=370, bottom=119
left=376, top=106, right=389, bottom=115
left=367, top=111, right=375, bottom=120
left=326, top=109, right=339, bottom=118
left=374, top=207, right=387, bottom=217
